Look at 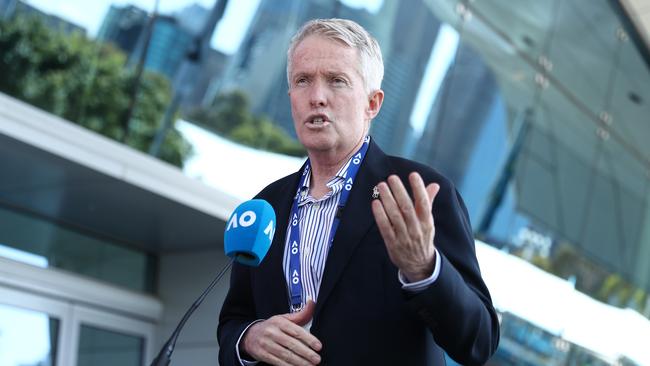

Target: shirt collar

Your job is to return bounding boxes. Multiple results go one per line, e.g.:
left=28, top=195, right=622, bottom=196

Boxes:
left=299, top=154, right=355, bottom=203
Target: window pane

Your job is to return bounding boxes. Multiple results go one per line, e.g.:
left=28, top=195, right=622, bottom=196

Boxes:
left=77, top=325, right=143, bottom=366
left=0, top=303, right=59, bottom=366
left=0, top=206, right=155, bottom=293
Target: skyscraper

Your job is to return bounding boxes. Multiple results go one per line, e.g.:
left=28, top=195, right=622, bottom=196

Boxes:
left=168, top=3, right=229, bottom=109
left=203, top=0, right=301, bottom=130
left=96, top=5, right=148, bottom=56
left=174, top=3, right=211, bottom=36
left=129, top=15, right=193, bottom=81
left=97, top=4, right=200, bottom=83
left=369, top=0, right=440, bottom=156
left=413, top=42, right=499, bottom=186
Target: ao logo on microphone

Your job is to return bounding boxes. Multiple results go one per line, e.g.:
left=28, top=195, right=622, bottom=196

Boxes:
left=226, top=210, right=274, bottom=241
left=224, top=199, right=277, bottom=267
left=227, top=210, right=256, bottom=229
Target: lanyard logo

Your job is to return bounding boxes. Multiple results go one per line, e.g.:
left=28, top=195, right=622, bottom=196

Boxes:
left=352, top=152, right=362, bottom=165
left=345, top=177, right=354, bottom=191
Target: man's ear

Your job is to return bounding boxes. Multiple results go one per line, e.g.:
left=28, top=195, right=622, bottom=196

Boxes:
left=367, top=89, right=384, bottom=120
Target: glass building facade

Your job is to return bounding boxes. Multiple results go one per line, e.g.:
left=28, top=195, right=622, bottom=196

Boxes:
left=1, top=0, right=649, bottom=365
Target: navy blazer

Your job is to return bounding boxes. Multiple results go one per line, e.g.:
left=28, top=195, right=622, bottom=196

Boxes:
left=218, top=140, right=499, bottom=365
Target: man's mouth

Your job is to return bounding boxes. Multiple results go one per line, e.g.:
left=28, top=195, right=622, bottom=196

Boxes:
left=307, top=115, right=330, bottom=126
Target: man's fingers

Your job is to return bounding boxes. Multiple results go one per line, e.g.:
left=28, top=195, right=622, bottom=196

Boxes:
left=265, top=330, right=320, bottom=366
left=408, top=173, right=430, bottom=221
left=276, top=331, right=322, bottom=365
left=261, top=339, right=316, bottom=366
left=371, top=199, right=396, bottom=244
left=376, top=180, right=409, bottom=235
left=387, top=175, right=420, bottom=229
left=279, top=305, right=322, bottom=364
left=246, top=315, right=322, bottom=365
left=280, top=302, right=322, bottom=352
left=408, top=172, right=439, bottom=220
left=426, top=182, right=440, bottom=207
left=279, top=321, right=322, bottom=352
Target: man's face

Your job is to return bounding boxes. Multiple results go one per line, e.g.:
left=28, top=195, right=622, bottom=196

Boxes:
left=288, top=35, right=382, bottom=159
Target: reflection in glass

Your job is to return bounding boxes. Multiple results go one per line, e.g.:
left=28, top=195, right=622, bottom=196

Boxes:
left=0, top=243, right=48, bottom=268
left=0, top=206, right=155, bottom=293
left=77, top=325, right=143, bottom=366
left=546, top=0, right=621, bottom=115
left=0, top=303, right=59, bottom=366
left=409, top=23, right=460, bottom=140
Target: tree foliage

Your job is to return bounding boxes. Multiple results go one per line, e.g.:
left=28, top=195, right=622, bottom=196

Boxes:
left=186, top=90, right=305, bottom=157
left=0, top=15, right=191, bottom=167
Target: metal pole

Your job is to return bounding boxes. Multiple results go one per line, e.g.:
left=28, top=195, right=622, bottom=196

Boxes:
left=148, top=0, right=229, bottom=157
left=122, top=0, right=160, bottom=143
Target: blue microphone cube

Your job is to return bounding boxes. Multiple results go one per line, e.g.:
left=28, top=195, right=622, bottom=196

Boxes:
left=224, top=199, right=276, bottom=267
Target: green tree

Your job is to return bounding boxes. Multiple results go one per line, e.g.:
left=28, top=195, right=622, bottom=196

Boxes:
left=0, top=15, right=191, bottom=167
left=187, top=90, right=305, bottom=157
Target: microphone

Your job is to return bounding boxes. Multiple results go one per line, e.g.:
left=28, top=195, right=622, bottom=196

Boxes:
left=224, top=199, right=276, bottom=266
left=150, top=199, right=276, bottom=366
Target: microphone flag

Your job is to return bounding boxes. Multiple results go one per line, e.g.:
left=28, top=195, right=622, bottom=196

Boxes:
left=224, top=199, right=276, bottom=266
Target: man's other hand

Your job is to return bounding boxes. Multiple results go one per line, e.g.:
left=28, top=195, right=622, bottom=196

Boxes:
left=241, top=301, right=322, bottom=366
left=371, top=172, right=440, bottom=282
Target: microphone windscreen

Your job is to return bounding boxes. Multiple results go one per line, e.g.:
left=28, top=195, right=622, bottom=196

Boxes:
left=224, top=199, right=276, bottom=267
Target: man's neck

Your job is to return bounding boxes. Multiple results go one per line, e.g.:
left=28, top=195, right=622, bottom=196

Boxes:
left=308, top=156, right=347, bottom=199
left=307, top=140, right=365, bottom=199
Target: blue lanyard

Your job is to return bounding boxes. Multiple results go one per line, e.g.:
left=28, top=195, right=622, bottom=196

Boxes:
left=288, top=136, right=370, bottom=311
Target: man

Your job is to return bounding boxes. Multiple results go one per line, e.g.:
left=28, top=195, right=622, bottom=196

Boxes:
left=218, top=18, right=499, bottom=366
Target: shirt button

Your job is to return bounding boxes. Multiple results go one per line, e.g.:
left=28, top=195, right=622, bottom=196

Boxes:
left=314, top=202, right=320, bottom=209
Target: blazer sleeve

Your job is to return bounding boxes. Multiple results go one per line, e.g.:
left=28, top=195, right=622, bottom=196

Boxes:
left=217, top=261, right=257, bottom=366
left=405, top=178, right=500, bottom=365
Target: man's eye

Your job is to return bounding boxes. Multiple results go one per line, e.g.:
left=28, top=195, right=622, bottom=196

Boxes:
left=295, top=78, right=308, bottom=85
left=331, top=78, right=347, bottom=86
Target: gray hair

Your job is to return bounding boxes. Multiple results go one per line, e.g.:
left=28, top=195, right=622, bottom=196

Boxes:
left=286, top=18, right=384, bottom=93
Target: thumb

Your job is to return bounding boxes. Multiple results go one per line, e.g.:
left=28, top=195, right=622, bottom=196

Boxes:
left=283, top=300, right=316, bottom=326
left=426, top=183, right=440, bottom=207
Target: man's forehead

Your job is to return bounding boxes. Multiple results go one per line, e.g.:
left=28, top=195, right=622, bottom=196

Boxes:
left=296, top=34, right=352, bottom=48
left=290, top=36, right=361, bottom=74
left=292, top=35, right=356, bottom=58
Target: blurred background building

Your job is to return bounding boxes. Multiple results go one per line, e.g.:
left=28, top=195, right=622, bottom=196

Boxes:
left=1, top=0, right=649, bottom=365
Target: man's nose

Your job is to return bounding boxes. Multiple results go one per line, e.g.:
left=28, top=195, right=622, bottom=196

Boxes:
left=309, top=81, right=327, bottom=107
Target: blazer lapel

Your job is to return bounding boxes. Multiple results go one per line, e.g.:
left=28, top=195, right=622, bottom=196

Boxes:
left=313, top=141, right=390, bottom=318
left=256, top=170, right=303, bottom=315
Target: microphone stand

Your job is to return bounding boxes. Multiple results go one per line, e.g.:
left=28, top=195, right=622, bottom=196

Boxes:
left=149, top=257, right=236, bottom=366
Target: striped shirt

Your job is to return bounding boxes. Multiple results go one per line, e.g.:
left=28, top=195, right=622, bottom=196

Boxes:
left=282, top=158, right=352, bottom=311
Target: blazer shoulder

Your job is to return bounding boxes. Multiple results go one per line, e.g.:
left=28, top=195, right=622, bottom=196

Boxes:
left=386, top=155, right=454, bottom=189
left=255, top=170, right=301, bottom=200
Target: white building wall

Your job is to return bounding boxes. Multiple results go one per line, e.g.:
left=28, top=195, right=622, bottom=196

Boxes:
left=155, top=248, right=232, bottom=364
